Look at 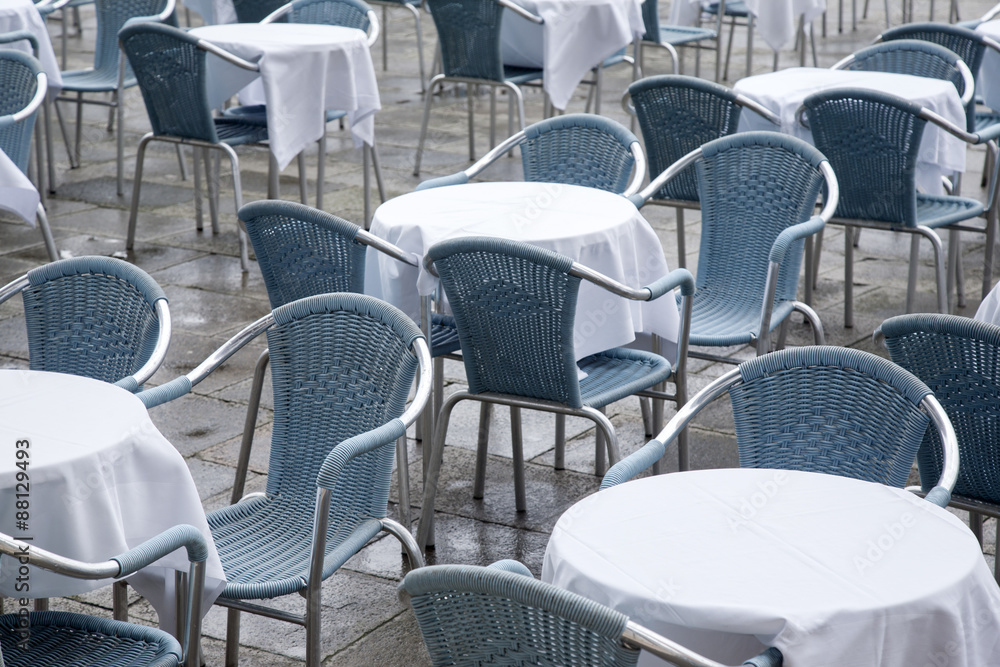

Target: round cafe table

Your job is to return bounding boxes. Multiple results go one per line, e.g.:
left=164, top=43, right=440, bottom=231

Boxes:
left=543, top=468, right=1000, bottom=667
left=0, top=370, right=225, bottom=634
left=363, top=181, right=680, bottom=361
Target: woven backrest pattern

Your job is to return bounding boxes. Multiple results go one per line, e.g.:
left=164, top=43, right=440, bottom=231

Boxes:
left=629, top=76, right=742, bottom=202
left=880, top=24, right=986, bottom=132
left=694, top=132, right=826, bottom=308
left=233, top=0, right=289, bottom=22
left=265, top=294, right=420, bottom=521
left=0, top=611, right=182, bottom=666
left=23, top=257, right=164, bottom=384
left=881, top=314, right=1000, bottom=504
left=520, top=115, right=637, bottom=194
left=120, top=23, right=218, bottom=143
left=94, top=0, right=167, bottom=76
left=428, top=237, right=584, bottom=406
left=290, top=0, right=372, bottom=28
left=404, top=565, right=639, bottom=667
left=640, top=0, right=659, bottom=40
left=731, top=346, right=932, bottom=488
left=804, top=88, right=923, bottom=225
left=239, top=201, right=367, bottom=309
left=0, top=50, right=40, bottom=174
left=844, top=40, right=968, bottom=95
left=426, top=0, right=505, bottom=81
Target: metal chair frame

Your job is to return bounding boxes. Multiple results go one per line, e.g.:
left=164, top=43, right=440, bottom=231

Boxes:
left=798, top=88, right=1000, bottom=328
left=633, top=0, right=718, bottom=83
left=621, top=75, right=780, bottom=272
left=629, top=133, right=839, bottom=362
left=412, top=0, right=545, bottom=176
left=400, top=561, right=784, bottom=667
left=415, top=237, right=695, bottom=551
left=0, top=256, right=172, bottom=392
left=369, top=0, right=427, bottom=93
left=0, top=47, right=58, bottom=260
left=0, top=525, right=207, bottom=667
left=121, top=24, right=267, bottom=272
left=601, top=346, right=960, bottom=507
left=864, top=0, right=962, bottom=28
left=137, top=294, right=431, bottom=667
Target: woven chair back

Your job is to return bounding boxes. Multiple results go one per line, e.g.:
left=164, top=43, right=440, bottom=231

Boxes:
left=0, top=50, right=41, bottom=173
left=425, top=0, right=505, bottom=81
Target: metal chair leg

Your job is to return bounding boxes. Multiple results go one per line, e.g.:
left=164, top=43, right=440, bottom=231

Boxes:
left=473, top=402, right=492, bottom=499
left=35, top=204, right=58, bottom=261
left=126, top=133, right=154, bottom=251
left=510, top=406, right=526, bottom=512
left=225, top=608, right=240, bottom=667
left=413, top=75, right=443, bottom=176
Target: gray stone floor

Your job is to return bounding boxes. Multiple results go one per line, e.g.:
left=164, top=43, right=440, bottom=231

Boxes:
left=3, top=0, right=999, bottom=663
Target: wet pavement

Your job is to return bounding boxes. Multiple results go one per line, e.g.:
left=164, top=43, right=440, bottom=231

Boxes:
left=2, top=0, right=998, bottom=663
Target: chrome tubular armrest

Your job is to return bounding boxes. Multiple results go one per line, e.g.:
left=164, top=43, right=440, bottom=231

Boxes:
left=465, top=130, right=528, bottom=178
left=0, top=274, right=29, bottom=305
left=195, top=40, right=261, bottom=71
left=957, top=59, right=975, bottom=106
left=819, top=161, right=839, bottom=222
left=621, top=90, right=636, bottom=117
left=260, top=1, right=294, bottom=22
left=633, top=146, right=703, bottom=207
left=918, top=107, right=979, bottom=144
left=735, top=94, right=780, bottom=125
left=830, top=53, right=854, bottom=70
left=622, top=622, right=731, bottom=667
left=623, top=141, right=647, bottom=198
left=0, top=534, right=121, bottom=580
left=185, top=313, right=274, bottom=386
left=366, top=9, right=380, bottom=46
left=357, top=229, right=419, bottom=267
left=921, top=394, right=960, bottom=507
left=11, top=72, right=47, bottom=122
left=983, top=3, right=1000, bottom=23
left=131, top=299, right=172, bottom=387
left=497, top=0, right=543, bottom=24
left=400, top=337, right=432, bottom=426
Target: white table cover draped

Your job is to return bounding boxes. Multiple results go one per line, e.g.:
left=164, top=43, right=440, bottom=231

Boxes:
left=181, top=0, right=237, bottom=25
left=543, top=468, right=1000, bottom=667
left=975, top=281, right=1000, bottom=324
left=668, top=0, right=826, bottom=51
left=734, top=67, right=966, bottom=195
left=0, top=370, right=225, bottom=635
left=500, top=0, right=644, bottom=110
left=191, top=23, right=380, bottom=170
left=976, top=21, right=1000, bottom=111
left=0, top=0, right=62, bottom=90
left=364, top=181, right=680, bottom=361
left=0, top=149, right=38, bottom=225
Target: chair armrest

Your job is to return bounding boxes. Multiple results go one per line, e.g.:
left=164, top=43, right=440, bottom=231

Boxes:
left=644, top=268, right=695, bottom=300
left=136, top=376, right=193, bottom=408
left=415, top=172, right=470, bottom=191
left=316, top=419, right=407, bottom=490
left=743, top=647, right=783, bottom=667
left=600, top=438, right=666, bottom=489
left=0, top=30, right=38, bottom=54
left=111, top=524, right=209, bottom=576
left=122, top=0, right=177, bottom=28
left=976, top=123, right=1000, bottom=144
left=769, top=215, right=825, bottom=265
left=924, top=485, right=952, bottom=508
left=487, top=559, right=533, bottom=577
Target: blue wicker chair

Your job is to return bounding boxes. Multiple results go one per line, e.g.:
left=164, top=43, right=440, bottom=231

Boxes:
left=52, top=0, right=175, bottom=196
left=416, top=114, right=646, bottom=196
left=137, top=293, right=431, bottom=667
left=236, top=199, right=460, bottom=529
left=368, top=0, right=426, bottom=92
left=0, top=48, right=58, bottom=260
left=223, top=0, right=386, bottom=221
left=629, top=132, right=838, bottom=363
left=412, top=0, right=545, bottom=176
left=401, top=561, right=783, bottom=667
left=623, top=75, right=779, bottom=270
left=0, top=256, right=171, bottom=393
left=231, top=0, right=288, bottom=21
left=801, top=88, right=1000, bottom=328
left=701, top=0, right=752, bottom=81
left=957, top=2, right=1000, bottom=29
left=636, top=0, right=718, bottom=81
left=120, top=22, right=271, bottom=273
left=602, top=346, right=960, bottom=509
left=0, top=525, right=207, bottom=667
left=876, top=313, right=1000, bottom=582
left=416, top=236, right=695, bottom=550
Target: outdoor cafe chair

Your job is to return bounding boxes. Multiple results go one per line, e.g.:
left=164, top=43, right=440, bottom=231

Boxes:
left=52, top=0, right=176, bottom=196
left=602, top=345, right=960, bottom=510
left=957, top=1, right=1000, bottom=29
left=801, top=88, right=1000, bottom=327
left=0, top=256, right=171, bottom=392
left=136, top=293, right=430, bottom=667
left=223, top=0, right=386, bottom=219
left=628, top=132, right=838, bottom=363
left=120, top=21, right=271, bottom=273
left=622, top=75, right=780, bottom=269
left=0, top=524, right=207, bottom=667
left=416, top=236, right=695, bottom=551
left=237, top=199, right=460, bottom=530
left=702, top=0, right=753, bottom=81
left=412, top=0, right=546, bottom=176
left=400, top=561, right=784, bottom=667
left=877, top=313, right=1000, bottom=582
left=0, top=47, right=58, bottom=260
left=368, top=0, right=427, bottom=92
left=635, top=0, right=718, bottom=82
left=232, top=0, right=287, bottom=21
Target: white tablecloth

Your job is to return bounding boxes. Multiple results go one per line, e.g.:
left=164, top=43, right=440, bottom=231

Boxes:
left=543, top=468, right=1000, bottom=667
left=668, top=0, right=826, bottom=51
left=500, top=0, right=644, bottom=110
left=0, top=0, right=62, bottom=90
left=0, top=148, right=38, bottom=225
left=975, top=281, right=1000, bottom=324
left=976, top=21, right=1000, bottom=111
left=182, top=0, right=237, bottom=24
left=734, top=67, right=967, bottom=195
left=0, top=370, right=225, bottom=635
left=364, top=181, right=680, bottom=361
left=190, top=23, right=380, bottom=169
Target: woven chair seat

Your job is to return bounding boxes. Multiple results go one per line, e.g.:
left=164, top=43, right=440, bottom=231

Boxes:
left=657, top=25, right=718, bottom=45
left=208, top=494, right=385, bottom=600
left=703, top=1, right=749, bottom=16
left=682, top=288, right=797, bottom=348
left=577, top=348, right=673, bottom=408
left=0, top=611, right=181, bottom=667
left=915, top=194, right=985, bottom=228
left=975, top=110, right=1000, bottom=132
left=214, top=118, right=270, bottom=146
left=223, top=105, right=349, bottom=127
left=503, top=65, right=544, bottom=84
left=61, top=68, right=136, bottom=92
